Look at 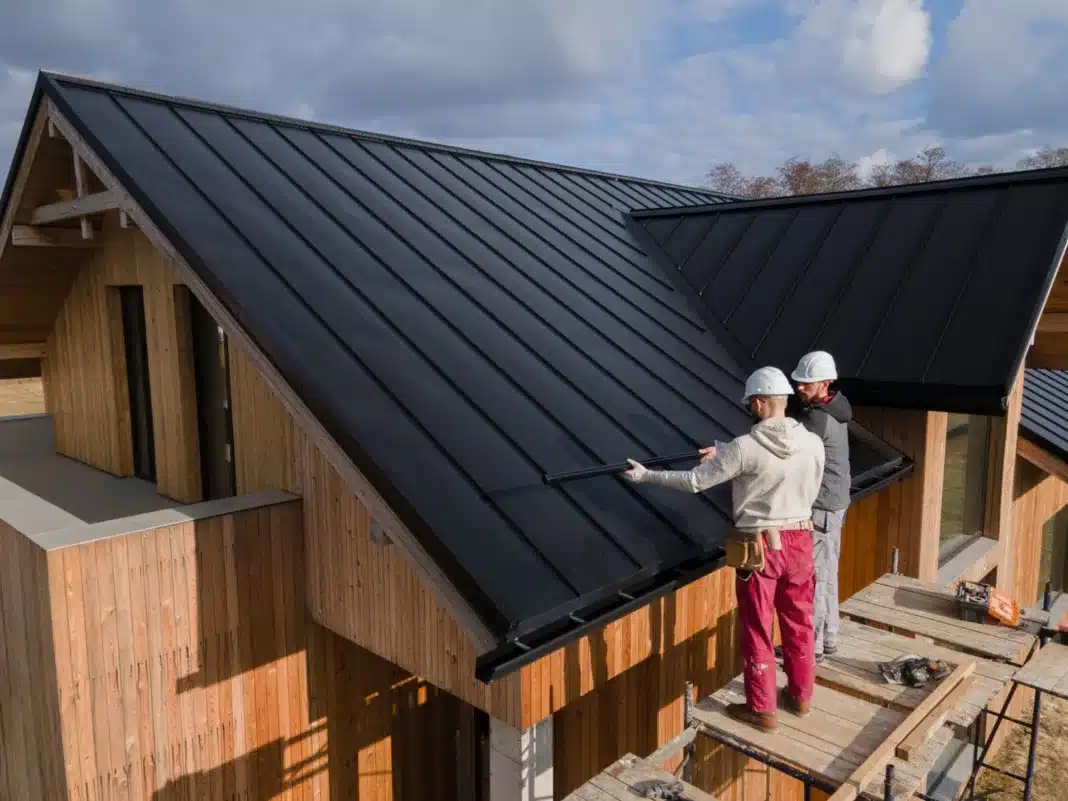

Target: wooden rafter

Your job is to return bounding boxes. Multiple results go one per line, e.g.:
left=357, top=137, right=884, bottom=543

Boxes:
left=71, top=152, right=94, bottom=239
left=0, top=343, right=46, bottom=360
left=1037, top=311, right=1068, bottom=335
left=11, top=224, right=96, bottom=248
left=42, top=98, right=499, bottom=653
left=1018, top=436, right=1068, bottom=486
left=30, top=190, right=120, bottom=226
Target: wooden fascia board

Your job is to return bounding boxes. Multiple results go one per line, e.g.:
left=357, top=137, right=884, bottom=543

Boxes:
left=0, top=105, right=48, bottom=267
left=0, top=343, right=46, bottom=360
left=1018, top=436, right=1068, bottom=486
left=43, top=98, right=499, bottom=655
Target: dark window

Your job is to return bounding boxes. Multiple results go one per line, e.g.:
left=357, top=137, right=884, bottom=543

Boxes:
left=187, top=291, right=236, bottom=500
left=939, top=413, right=992, bottom=564
left=1039, top=507, right=1068, bottom=603
left=118, top=286, right=156, bottom=482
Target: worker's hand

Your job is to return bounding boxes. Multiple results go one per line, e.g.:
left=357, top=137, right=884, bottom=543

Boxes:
left=699, top=446, right=717, bottom=463
left=622, top=459, right=648, bottom=483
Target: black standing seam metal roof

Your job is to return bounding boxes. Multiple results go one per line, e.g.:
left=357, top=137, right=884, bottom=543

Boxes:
left=10, top=73, right=910, bottom=682
left=1022, top=369, right=1068, bottom=466
left=634, top=174, right=1068, bottom=415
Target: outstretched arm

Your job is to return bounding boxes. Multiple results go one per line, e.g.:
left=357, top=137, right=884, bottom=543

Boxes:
left=623, top=441, right=743, bottom=493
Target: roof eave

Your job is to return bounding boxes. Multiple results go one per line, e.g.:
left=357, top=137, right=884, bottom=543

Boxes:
left=0, top=73, right=49, bottom=235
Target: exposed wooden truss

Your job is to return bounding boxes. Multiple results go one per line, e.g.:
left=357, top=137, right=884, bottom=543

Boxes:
left=29, top=189, right=119, bottom=226
left=10, top=224, right=95, bottom=248
left=1018, top=436, right=1068, bottom=485
left=71, top=152, right=94, bottom=239
left=0, top=343, right=46, bottom=360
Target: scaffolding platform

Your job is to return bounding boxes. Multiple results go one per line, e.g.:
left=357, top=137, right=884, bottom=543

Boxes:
left=562, top=751, right=718, bottom=801
left=840, top=573, right=1043, bottom=665
left=692, top=670, right=955, bottom=799
left=820, top=619, right=1017, bottom=726
left=687, top=573, right=1041, bottom=800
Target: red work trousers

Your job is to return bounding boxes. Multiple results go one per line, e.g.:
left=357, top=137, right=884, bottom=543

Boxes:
left=735, top=528, right=816, bottom=715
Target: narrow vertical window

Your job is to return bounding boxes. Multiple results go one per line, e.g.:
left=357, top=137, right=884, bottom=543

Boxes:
left=119, top=286, right=156, bottom=482
left=188, top=291, right=236, bottom=500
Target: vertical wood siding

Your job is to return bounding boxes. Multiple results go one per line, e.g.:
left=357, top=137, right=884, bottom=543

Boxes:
left=550, top=567, right=742, bottom=796
left=1012, top=458, right=1068, bottom=605
left=22, top=500, right=484, bottom=801
left=44, top=223, right=202, bottom=503
left=0, top=521, right=66, bottom=800
left=851, top=407, right=947, bottom=583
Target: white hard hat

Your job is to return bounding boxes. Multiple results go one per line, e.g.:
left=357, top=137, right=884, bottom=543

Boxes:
left=742, top=366, right=794, bottom=401
left=791, top=351, right=838, bottom=383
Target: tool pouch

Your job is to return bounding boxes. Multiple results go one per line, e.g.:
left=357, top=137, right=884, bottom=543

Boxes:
left=725, top=531, right=765, bottom=575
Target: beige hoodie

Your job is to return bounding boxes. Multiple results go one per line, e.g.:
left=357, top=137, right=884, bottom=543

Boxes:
left=636, top=418, right=825, bottom=532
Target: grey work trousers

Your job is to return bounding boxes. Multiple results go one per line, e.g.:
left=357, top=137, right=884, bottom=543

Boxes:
left=812, top=507, right=846, bottom=655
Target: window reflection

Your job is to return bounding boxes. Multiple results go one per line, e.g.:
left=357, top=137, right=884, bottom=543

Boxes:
left=939, top=413, right=992, bottom=564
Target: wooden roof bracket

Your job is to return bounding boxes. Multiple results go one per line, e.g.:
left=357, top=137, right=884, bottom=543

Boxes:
left=42, top=96, right=499, bottom=655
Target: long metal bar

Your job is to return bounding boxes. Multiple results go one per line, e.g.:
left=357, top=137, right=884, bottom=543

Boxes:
left=884, top=762, right=896, bottom=801
left=1022, top=689, right=1043, bottom=801
left=978, top=763, right=1029, bottom=783
left=966, top=681, right=1020, bottom=799
left=699, top=728, right=839, bottom=795
left=543, top=450, right=702, bottom=484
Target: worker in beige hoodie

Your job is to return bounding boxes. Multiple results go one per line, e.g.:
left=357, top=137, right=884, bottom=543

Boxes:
left=622, top=367, right=825, bottom=731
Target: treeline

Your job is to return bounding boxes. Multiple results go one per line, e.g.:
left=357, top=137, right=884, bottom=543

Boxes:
left=705, top=146, right=1068, bottom=199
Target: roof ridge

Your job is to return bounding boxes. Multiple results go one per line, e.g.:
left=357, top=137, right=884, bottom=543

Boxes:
left=40, top=70, right=729, bottom=200
left=632, top=164, right=1068, bottom=218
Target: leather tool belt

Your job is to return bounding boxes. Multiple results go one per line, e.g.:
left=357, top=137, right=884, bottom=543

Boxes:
left=725, top=519, right=813, bottom=575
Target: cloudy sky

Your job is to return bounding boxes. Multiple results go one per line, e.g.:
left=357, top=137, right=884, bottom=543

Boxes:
left=2, top=0, right=1068, bottom=187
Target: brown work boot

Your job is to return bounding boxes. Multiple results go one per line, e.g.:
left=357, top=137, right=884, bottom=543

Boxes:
left=781, top=691, right=811, bottom=718
left=725, top=702, right=778, bottom=731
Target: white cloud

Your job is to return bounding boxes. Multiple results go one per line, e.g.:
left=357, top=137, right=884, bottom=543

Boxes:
left=784, top=0, right=931, bottom=94
left=0, top=0, right=1066, bottom=191
left=928, top=0, right=1068, bottom=137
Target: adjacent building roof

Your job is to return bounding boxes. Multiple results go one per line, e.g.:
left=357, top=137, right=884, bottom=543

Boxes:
left=8, top=73, right=911, bottom=681
left=1021, top=369, right=1068, bottom=464
left=634, top=174, right=1068, bottom=414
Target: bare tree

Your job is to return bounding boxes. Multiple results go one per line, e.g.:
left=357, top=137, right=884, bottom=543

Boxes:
left=744, top=175, right=780, bottom=198
left=816, top=155, right=863, bottom=192
left=705, top=163, right=751, bottom=196
left=705, top=162, right=782, bottom=198
left=869, top=146, right=970, bottom=188
left=703, top=143, right=1067, bottom=200
left=1019, top=146, right=1068, bottom=170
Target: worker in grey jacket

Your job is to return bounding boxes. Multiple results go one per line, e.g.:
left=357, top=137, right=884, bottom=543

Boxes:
left=790, top=351, right=851, bottom=663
